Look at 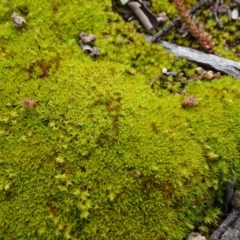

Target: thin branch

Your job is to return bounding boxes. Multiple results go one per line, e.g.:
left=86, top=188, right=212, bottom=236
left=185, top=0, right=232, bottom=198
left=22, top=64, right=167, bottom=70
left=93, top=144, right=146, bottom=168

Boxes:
left=144, top=36, right=240, bottom=79
left=213, top=0, right=224, bottom=29
left=210, top=209, right=239, bottom=239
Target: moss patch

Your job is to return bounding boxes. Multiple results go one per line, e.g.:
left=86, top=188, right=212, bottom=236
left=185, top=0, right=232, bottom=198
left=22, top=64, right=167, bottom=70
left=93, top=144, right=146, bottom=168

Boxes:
left=1, top=0, right=240, bottom=239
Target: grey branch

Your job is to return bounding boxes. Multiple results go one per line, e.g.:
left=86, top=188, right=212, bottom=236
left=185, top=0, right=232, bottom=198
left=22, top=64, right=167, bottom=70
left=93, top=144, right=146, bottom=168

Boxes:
left=214, top=0, right=224, bottom=28
left=210, top=209, right=240, bottom=239
left=145, top=35, right=240, bottom=79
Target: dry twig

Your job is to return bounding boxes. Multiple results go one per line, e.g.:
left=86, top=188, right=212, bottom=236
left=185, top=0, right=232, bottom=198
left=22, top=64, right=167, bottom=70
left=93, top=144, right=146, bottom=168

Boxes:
left=214, top=0, right=224, bottom=28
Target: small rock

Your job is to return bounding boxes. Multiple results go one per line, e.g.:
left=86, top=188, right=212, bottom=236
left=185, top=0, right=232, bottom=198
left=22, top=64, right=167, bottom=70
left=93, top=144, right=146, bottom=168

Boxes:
left=82, top=34, right=96, bottom=45
left=232, top=7, right=239, bottom=20
left=11, top=12, right=27, bottom=28
left=162, top=67, right=168, bottom=74
left=157, top=12, right=169, bottom=23
left=79, top=32, right=96, bottom=45
left=203, top=70, right=214, bottom=80
left=187, top=232, right=206, bottom=240
left=80, top=42, right=93, bottom=52
left=213, top=72, right=221, bottom=78
left=120, top=0, right=129, bottom=5
left=89, top=46, right=100, bottom=58
left=195, top=67, right=204, bottom=75
left=79, top=32, right=99, bottom=59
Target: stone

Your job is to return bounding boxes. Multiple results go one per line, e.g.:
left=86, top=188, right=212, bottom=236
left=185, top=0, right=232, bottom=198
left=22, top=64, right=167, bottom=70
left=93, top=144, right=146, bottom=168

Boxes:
left=187, top=232, right=206, bottom=240
left=195, top=67, right=204, bottom=75
left=89, top=47, right=100, bottom=58
left=157, top=12, right=169, bottom=23
left=162, top=67, right=168, bottom=73
left=232, top=7, right=239, bottom=20
left=203, top=70, right=214, bottom=80
left=79, top=32, right=96, bottom=45
left=11, top=12, right=27, bottom=28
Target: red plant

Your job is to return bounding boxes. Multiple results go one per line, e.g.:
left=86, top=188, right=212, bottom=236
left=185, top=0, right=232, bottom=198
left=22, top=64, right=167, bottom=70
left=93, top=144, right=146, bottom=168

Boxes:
left=174, top=0, right=214, bottom=53
left=21, top=98, right=37, bottom=108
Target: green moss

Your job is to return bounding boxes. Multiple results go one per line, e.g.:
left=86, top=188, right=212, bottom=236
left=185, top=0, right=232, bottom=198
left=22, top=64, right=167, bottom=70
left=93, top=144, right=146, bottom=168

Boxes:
left=1, top=1, right=240, bottom=240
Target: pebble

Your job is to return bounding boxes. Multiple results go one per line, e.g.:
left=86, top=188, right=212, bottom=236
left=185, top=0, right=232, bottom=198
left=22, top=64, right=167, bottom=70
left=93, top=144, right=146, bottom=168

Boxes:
left=187, top=232, right=206, bottom=240
left=203, top=70, right=214, bottom=80
left=195, top=67, right=204, bottom=75
left=157, top=12, right=169, bottom=23
left=79, top=32, right=96, bottom=45
left=120, top=0, right=129, bottom=5
left=162, top=67, right=168, bottom=74
left=11, top=12, right=27, bottom=28
left=232, top=7, right=239, bottom=20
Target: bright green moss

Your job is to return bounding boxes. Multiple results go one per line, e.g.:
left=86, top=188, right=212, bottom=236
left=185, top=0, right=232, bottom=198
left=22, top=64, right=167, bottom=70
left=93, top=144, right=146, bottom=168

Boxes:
left=1, top=0, right=240, bottom=240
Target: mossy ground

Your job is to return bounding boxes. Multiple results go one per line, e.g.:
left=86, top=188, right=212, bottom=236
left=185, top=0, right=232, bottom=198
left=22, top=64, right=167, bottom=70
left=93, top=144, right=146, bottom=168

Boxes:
left=1, top=0, right=240, bottom=239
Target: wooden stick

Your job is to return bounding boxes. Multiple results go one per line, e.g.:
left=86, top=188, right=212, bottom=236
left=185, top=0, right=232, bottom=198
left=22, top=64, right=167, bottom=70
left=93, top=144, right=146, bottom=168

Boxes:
left=210, top=209, right=239, bottom=239
left=145, top=35, right=240, bottom=79
left=213, top=0, right=224, bottom=29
